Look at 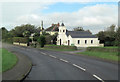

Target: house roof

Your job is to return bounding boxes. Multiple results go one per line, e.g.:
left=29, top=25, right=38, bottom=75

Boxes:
left=45, top=23, right=59, bottom=31
left=66, top=31, right=97, bottom=38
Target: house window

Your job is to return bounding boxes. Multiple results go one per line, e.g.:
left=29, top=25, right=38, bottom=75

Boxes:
left=85, top=40, right=87, bottom=44
left=78, top=40, right=80, bottom=44
left=63, top=30, right=65, bottom=32
left=91, top=40, right=93, bottom=44
left=60, top=30, right=61, bottom=32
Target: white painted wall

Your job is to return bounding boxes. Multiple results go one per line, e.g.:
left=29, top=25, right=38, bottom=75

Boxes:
left=72, top=38, right=100, bottom=47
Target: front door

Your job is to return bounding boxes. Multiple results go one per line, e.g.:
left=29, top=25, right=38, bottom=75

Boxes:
left=60, top=39, right=61, bottom=45
left=68, top=40, right=70, bottom=46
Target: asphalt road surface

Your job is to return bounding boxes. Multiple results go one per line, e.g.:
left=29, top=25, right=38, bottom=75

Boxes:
left=3, top=44, right=118, bottom=81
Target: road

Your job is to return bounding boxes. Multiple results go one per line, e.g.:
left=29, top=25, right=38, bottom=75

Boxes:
left=3, top=44, right=118, bottom=81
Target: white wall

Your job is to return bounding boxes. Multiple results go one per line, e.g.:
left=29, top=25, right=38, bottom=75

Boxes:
left=72, top=38, right=100, bottom=47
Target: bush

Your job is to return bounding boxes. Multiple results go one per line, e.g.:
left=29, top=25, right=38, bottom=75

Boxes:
left=37, top=35, right=46, bottom=47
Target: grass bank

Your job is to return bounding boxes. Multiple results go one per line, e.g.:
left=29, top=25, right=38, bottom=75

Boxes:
left=42, top=48, right=76, bottom=51
left=0, top=48, right=18, bottom=72
left=42, top=44, right=77, bottom=51
left=77, top=46, right=119, bottom=61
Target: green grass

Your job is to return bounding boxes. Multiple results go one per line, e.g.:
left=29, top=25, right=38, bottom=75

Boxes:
left=103, top=46, right=118, bottom=49
left=0, top=48, right=18, bottom=72
left=42, top=48, right=76, bottom=51
left=45, top=44, right=72, bottom=47
left=43, top=44, right=77, bottom=51
left=91, top=46, right=118, bottom=49
left=77, top=51, right=118, bottom=61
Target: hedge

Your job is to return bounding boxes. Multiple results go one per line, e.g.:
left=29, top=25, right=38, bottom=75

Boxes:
left=13, top=37, right=29, bottom=43
left=2, top=38, right=13, bottom=44
left=44, top=45, right=77, bottom=50
left=87, top=47, right=118, bottom=53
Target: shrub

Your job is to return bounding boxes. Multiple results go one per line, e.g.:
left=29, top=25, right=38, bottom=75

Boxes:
left=37, top=35, right=46, bottom=47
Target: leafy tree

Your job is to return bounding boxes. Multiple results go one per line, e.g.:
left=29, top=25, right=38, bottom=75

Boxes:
left=97, top=31, right=105, bottom=43
left=97, top=24, right=117, bottom=46
left=33, top=33, right=40, bottom=41
left=86, top=29, right=92, bottom=34
left=23, top=31, right=31, bottom=37
left=11, top=24, right=36, bottom=37
left=42, top=31, right=50, bottom=35
left=36, top=26, right=44, bottom=33
left=73, top=27, right=84, bottom=31
left=45, top=33, right=58, bottom=44
left=37, top=35, right=46, bottom=47
left=51, top=33, right=58, bottom=44
left=45, top=35, right=52, bottom=44
left=115, top=26, right=120, bottom=46
left=1, top=27, right=8, bottom=39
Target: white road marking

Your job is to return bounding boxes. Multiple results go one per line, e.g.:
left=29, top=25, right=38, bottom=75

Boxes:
left=72, top=64, right=86, bottom=71
left=41, top=52, right=47, bottom=55
left=60, top=59, right=69, bottom=63
left=49, top=55, right=57, bottom=58
left=93, top=74, right=104, bottom=82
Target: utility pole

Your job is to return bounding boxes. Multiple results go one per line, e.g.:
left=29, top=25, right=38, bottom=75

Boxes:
left=40, top=20, right=43, bottom=35
left=41, top=20, right=43, bottom=30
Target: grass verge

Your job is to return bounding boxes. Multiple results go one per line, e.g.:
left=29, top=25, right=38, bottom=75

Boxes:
left=77, top=51, right=118, bottom=61
left=1, top=48, right=18, bottom=72
left=41, top=48, right=76, bottom=51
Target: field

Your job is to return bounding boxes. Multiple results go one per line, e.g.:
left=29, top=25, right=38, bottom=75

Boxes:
left=0, top=48, right=18, bottom=72
left=77, top=46, right=119, bottom=61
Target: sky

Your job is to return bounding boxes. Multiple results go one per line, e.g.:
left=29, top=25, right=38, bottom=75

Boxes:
left=0, top=0, right=119, bottom=34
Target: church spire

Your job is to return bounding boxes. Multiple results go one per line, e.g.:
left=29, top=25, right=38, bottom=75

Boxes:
left=61, top=23, right=64, bottom=26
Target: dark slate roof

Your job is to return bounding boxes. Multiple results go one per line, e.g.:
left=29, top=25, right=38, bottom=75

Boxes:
left=66, top=31, right=97, bottom=38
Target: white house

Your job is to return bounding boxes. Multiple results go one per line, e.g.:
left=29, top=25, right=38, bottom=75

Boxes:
left=57, top=23, right=103, bottom=47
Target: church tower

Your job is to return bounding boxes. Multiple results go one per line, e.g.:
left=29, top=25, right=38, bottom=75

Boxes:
left=59, top=23, right=66, bottom=35
left=58, top=23, right=67, bottom=45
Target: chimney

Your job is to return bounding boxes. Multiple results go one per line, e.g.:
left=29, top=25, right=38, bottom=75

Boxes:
left=57, top=23, right=60, bottom=27
left=52, top=23, right=54, bottom=26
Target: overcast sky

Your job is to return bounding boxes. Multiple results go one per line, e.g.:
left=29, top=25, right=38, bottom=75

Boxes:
left=0, top=0, right=119, bottom=34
